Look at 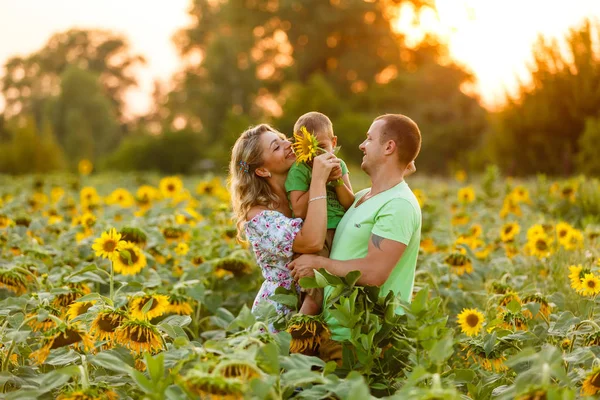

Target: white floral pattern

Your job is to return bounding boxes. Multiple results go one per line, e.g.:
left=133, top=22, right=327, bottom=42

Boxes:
left=245, top=210, right=302, bottom=318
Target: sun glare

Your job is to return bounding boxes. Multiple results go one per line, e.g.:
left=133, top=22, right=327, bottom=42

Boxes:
left=394, top=0, right=600, bottom=109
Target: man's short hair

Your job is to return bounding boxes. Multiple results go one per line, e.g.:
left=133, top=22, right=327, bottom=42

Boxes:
left=293, top=112, right=334, bottom=139
left=375, top=114, right=421, bottom=166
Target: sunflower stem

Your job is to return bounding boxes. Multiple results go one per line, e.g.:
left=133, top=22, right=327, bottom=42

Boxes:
left=79, top=355, right=90, bottom=389
left=109, top=259, right=114, bottom=302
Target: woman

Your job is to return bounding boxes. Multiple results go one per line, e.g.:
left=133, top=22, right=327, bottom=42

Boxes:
left=229, top=124, right=339, bottom=321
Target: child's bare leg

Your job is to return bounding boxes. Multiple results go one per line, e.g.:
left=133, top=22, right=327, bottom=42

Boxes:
left=299, top=293, right=320, bottom=315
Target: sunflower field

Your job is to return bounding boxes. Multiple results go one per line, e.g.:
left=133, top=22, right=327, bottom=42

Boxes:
left=1, top=166, right=600, bottom=400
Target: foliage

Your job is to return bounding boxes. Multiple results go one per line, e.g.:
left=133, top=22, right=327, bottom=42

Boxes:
left=488, top=18, right=600, bottom=176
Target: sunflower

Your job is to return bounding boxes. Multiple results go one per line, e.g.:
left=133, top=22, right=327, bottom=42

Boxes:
left=80, top=187, right=101, bottom=208
left=578, top=274, right=600, bottom=297
left=0, top=268, right=28, bottom=295
left=444, top=253, right=473, bottom=276
left=78, top=159, right=93, bottom=175
left=168, top=294, right=194, bottom=315
left=0, top=215, right=13, bottom=229
left=90, top=310, right=128, bottom=342
left=119, top=227, right=148, bottom=247
left=504, top=243, right=519, bottom=258
left=175, top=242, right=190, bottom=256
left=136, top=185, right=161, bottom=207
left=568, top=265, right=586, bottom=291
left=176, top=208, right=204, bottom=226
left=500, top=222, right=520, bottom=242
left=457, top=186, right=475, bottom=204
left=455, top=169, right=467, bottom=182
left=500, top=196, right=522, bottom=218
left=57, top=387, right=118, bottom=400
left=162, top=227, right=189, bottom=243
left=113, top=241, right=147, bottom=275
left=182, top=369, right=245, bottom=399
left=526, top=224, right=546, bottom=241
left=464, top=343, right=507, bottom=372
left=92, top=228, right=125, bottom=261
left=584, top=332, right=600, bottom=347
left=51, top=186, right=65, bottom=203
left=499, top=310, right=528, bottom=331
left=497, top=291, right=521, bottom=309
left=467, top=224, right=482, bottom=238
left=115, top=319, right=163, bottom=354
left=525, top=235, right=553, bottom=259
left=515, top=387, right=547, bottom=400
left=215, top=360, right=262, bottom=381
left=521, top=294, right=551, bottom=318
left=159, top=176, right=184, bottom=198
left=292, top=126, right=320, bottom=163
left=555, top=221, right=572, bottom=243
left=66, top=301, right=95, bottom=321
left=457, top=308, right=485, bottom=337
left=27, top=308, right=61, bottom=332
left=30, top=324, right=94, bottom=365
left=582, top=367, right=600, bottom=396
left=129, top=294, right=170, bottom=320
left=451, top=213, right=470, bottom=226
left=413, top=189, right=426, bottom=207
left=560, top=182, right=577, bottom=203
left=488, top=281, right=513, bottom=295
left=287, top=314, right=331, bottom=356
left=106, top=188, right=135, bottom=208
left=214, top=257, right=254, bottom=277
left=420, top=238, right=437, bottom=253
left=563, top=229, right=584, bottom=251
left=511, top=186, right=531, bottom=204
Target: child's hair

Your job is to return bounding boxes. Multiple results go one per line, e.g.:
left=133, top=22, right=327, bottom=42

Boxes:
left=228, top=124, right=286, bottom=242
left=293, top=111, right=334, bottom=139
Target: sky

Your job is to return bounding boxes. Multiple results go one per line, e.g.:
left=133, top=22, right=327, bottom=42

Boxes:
left=0, top=0, right=599, bottom=116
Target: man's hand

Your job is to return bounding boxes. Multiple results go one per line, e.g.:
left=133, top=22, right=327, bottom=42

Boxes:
left=288, top=254, right=323, bottom=281
left=327, top=165, right=343, bottom=182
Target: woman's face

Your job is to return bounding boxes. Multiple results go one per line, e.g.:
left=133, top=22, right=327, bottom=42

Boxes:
left=258, top=130, right=296, bottom=176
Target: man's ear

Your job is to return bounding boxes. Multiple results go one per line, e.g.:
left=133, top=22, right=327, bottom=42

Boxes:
left=255, top=167, right=270, bottom=178
left=384, top=139, right=396, bottom=155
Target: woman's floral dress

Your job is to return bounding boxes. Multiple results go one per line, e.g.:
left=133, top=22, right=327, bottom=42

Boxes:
left=245, top=210, right=303, bottom=318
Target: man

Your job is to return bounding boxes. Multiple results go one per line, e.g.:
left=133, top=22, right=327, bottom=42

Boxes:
left=288, top=114, right=422, bottom=353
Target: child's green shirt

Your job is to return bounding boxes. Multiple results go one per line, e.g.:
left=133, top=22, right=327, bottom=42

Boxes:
left=285, top=160, right=349, bottom=229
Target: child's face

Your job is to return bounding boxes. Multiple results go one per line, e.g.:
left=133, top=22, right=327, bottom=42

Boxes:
left=315, top=132, right=337, bottom=154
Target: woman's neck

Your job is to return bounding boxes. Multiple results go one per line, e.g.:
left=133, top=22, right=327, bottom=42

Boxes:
left=268, top=174, right=291, bottom=215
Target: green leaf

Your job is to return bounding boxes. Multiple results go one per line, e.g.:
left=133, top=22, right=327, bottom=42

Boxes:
left=145, top=353, right=165, bottom=385
left=451, top=368, right=476, bottom=384
left=506, top=299, right=521, bottom=313
left=314, top=270, right=329, bottom=287
left=483, top=332, right=497, bottom=357
left=344, top=270, right=361, bottom=287
left=141, top=297, right=154, bottom=315
left=256, top=342, right=280, bottom=374
left=269, top=294, right=298, bottom=308
left=76, top=293, right=102, bottom=303
left=549, top=311, right=579, bottom=335
left=91, top=351, right=134, bottom=374
left=299, top=276, right=320, bottom=289
left=411, top=286, right=428, bottom=314
left=161, top=315, right=192, bottom=327
left=429, top=333, right=454, bottom=365
left=131, top=369, right=154, bottom=394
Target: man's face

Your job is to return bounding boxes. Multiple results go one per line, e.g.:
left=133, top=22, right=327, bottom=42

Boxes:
left=359, top=120, right=386, bottom=173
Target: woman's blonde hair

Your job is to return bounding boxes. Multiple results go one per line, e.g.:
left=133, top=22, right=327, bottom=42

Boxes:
left=229, top=124, right=286, bottom=242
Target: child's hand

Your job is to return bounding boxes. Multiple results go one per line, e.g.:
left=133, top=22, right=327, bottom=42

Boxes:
left=405, top=161, right=416, bottom=176
left=327, top=164, right=343, bottom=182
left=312, top=153, right=340, bottom=184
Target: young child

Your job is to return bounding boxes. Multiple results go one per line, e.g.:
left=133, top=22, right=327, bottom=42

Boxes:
left=285, top=112, right=355, bottom=315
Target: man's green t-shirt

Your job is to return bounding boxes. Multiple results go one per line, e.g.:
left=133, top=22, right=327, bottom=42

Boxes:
left=285, top=160, right=349, bottom=229
left=324, top=180, right=422, bottom=341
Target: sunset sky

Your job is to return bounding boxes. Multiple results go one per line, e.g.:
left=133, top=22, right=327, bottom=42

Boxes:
left=1, top=0, right=599, bottom=116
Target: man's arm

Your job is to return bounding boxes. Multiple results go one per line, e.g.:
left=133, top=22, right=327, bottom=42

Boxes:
left=289, top=233, right=406, bottom=286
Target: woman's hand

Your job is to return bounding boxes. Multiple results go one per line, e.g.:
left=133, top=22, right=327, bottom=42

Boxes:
left=312, top=153, right=340, bottom=184
left=405, top=161, right=416, bottom=177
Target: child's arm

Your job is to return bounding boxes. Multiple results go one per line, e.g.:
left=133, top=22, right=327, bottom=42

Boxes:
left=335, top=173, right=355, bottom=210
left=289, top=190, right=310, bottom=219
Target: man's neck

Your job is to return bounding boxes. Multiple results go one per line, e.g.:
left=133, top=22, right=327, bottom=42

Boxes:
left=369, top=166, right=405, bottom=196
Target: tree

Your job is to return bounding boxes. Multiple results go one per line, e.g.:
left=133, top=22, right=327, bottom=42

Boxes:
left=48, top=66, right=121, bottom=164
left=488, top=19, right=600, bottom=176
left=1, top=29, right=145, bottom=122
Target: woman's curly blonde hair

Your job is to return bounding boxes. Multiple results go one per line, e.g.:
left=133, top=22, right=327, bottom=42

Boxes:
left=228, top=124, right=286, bottom=242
